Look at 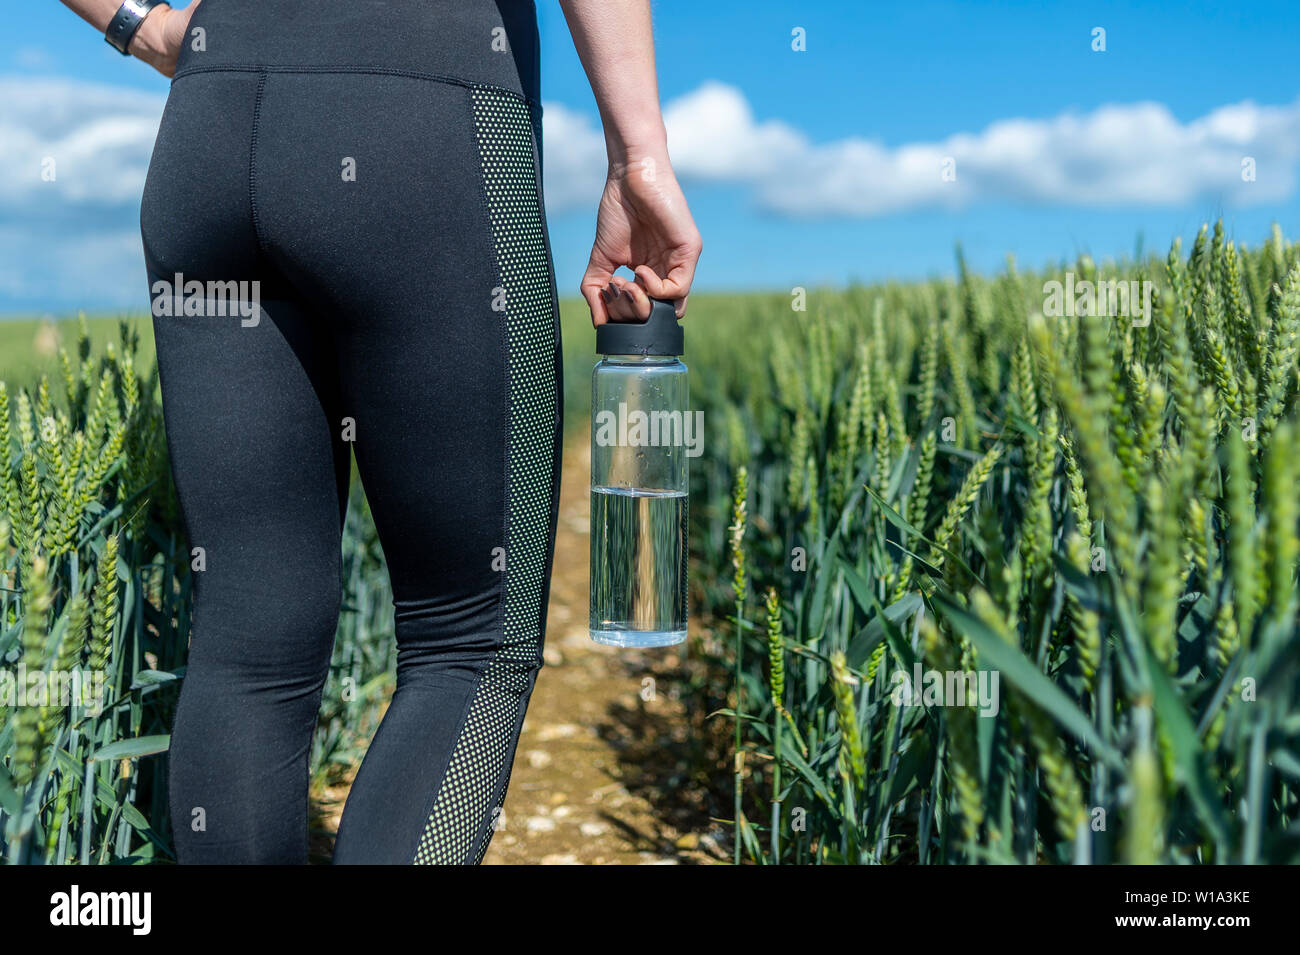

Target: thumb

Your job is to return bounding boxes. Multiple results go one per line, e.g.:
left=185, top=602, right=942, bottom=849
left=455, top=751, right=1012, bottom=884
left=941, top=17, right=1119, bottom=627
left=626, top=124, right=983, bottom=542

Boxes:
left=634, top=265, right=693, bottom=318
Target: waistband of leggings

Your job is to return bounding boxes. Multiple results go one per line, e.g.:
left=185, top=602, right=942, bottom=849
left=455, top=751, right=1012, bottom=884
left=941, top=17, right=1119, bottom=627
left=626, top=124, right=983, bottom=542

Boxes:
left=171, top=0, right=540, bottom=105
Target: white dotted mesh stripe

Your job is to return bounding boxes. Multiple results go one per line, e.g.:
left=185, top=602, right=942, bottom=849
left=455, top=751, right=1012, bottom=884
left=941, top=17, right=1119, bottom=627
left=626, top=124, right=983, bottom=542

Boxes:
left=413, top=88, right=557, bottom=865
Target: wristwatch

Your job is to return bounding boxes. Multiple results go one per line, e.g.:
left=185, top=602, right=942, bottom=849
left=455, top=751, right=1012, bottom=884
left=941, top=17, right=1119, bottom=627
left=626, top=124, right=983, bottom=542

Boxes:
left=105, top=0, right=169, bottom=55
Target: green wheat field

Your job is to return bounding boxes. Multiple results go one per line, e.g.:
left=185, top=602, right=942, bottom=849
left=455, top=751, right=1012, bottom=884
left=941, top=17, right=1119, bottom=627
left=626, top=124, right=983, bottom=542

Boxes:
left=2, top=222, right=1298, bottom=864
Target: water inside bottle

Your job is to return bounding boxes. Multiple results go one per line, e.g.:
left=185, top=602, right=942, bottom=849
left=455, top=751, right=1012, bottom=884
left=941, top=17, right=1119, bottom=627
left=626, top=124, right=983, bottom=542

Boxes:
left=589, top=486, right=687, bottom=647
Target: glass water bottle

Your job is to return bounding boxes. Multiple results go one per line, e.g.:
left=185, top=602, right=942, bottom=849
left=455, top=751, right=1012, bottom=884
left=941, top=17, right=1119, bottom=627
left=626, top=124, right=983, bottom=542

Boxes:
left=589, top=299, right=689, bottom=648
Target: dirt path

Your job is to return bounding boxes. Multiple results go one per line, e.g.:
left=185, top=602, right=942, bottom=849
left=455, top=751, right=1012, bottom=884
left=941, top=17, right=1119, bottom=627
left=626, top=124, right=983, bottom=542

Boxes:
left=311, top=436, right=726, bottom=864
left=482, top=437, right=724, bottom=864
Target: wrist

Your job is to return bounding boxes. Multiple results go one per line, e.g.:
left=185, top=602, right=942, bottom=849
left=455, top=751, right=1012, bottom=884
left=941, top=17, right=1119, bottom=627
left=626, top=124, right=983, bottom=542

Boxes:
left=603, top=117, right=669, bottom=168
left=129, top=3, right=172, bottom=61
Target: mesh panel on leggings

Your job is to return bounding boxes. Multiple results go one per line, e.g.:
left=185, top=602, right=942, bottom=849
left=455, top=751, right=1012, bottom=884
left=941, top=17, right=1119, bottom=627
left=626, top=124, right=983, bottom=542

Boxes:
left=412, top=88, right=556, bottom=865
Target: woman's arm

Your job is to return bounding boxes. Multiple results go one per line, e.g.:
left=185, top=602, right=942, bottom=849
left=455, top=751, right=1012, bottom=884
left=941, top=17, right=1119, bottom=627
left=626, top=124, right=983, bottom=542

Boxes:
left=559, top=0, right=702, bottom=324
left=59, top=0, right=199, bottom=77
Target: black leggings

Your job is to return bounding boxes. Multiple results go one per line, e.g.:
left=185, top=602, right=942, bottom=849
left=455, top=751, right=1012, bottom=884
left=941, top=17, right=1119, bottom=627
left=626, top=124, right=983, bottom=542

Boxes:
left=139, top=0, right=562, bottom=864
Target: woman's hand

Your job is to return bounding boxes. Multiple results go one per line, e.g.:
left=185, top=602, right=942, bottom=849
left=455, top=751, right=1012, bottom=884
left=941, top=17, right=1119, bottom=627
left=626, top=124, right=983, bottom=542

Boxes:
left=557, top=1, right=700, bottom=326
left=581, top=148, right=702, bottom=326
left=131, top=1, right=200, bottom=78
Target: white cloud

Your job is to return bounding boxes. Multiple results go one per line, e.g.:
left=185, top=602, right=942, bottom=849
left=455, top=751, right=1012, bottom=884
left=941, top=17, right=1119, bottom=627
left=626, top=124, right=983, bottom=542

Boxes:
left=537, top=100, right=607, bottom=213
left=6, top=72, right=1296, bottom=221
left=2, top=73, right=1298, bottom=306
left=661, top=82, right=806, bottom=181
left=0, top=76, right=165, bottom=206
left=543, top=80, right=1300, bottom=217
left=0, top=76, right=163, bottom=309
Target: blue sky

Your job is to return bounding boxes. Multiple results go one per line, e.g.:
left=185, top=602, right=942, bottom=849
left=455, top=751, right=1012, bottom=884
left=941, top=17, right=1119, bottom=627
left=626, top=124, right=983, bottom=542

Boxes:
left=3, top=0, right=1300, bottom=313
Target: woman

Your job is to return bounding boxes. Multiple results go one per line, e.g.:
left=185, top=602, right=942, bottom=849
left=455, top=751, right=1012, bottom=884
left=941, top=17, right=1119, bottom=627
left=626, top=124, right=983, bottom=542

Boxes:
left=60, top=0, right=702, bottom=864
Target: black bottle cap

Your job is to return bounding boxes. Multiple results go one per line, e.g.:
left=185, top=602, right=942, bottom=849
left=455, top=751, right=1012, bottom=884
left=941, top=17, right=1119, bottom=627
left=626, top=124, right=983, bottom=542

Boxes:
left=595, top=297, right=683, bottom=356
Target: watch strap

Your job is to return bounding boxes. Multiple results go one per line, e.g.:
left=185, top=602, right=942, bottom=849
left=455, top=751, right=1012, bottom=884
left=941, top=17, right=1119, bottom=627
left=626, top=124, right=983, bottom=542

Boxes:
left=105, top=0, right=167, bottom=55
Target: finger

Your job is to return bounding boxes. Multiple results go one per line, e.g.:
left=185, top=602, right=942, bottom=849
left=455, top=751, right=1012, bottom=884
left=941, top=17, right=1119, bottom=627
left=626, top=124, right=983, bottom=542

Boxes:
left=602, top=282, right=634, bottom=321
left=583, top=285, right=609, bottom=327
left=604, top=279, right=642, bottom=322
left=581, top=264, right=613, bottom=326
left=614, top=276, right=653, bottom=319
left=634, top=263, right=697, bottom=318
left=634, top=266, right=690, bottom=316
